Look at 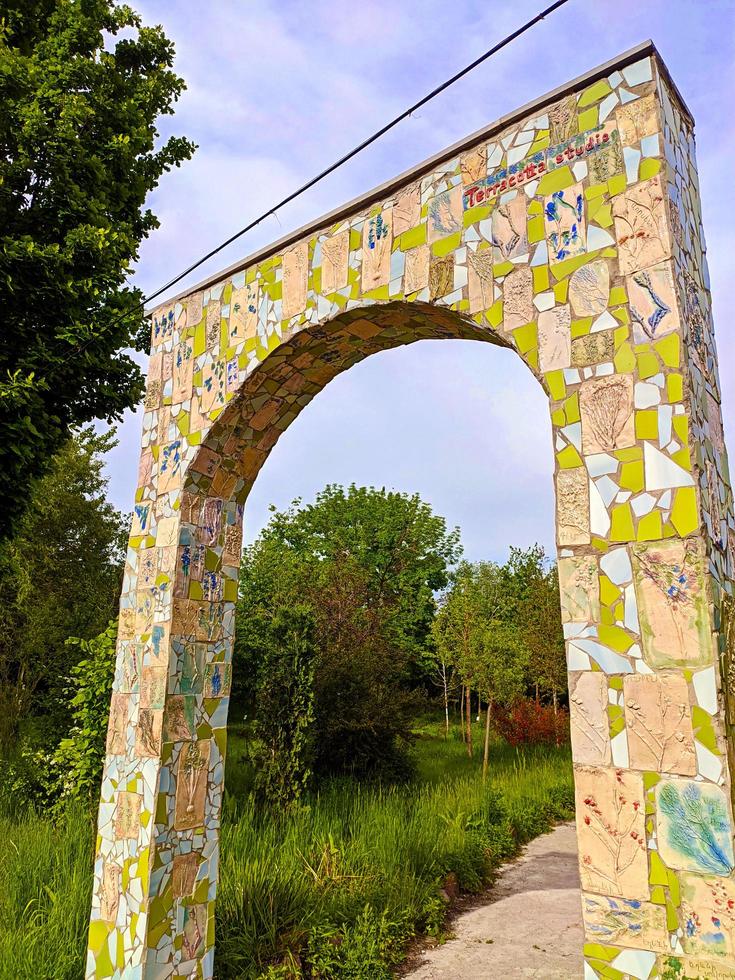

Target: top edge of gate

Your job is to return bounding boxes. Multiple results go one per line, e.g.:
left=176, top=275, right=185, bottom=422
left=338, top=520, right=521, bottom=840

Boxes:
left=149, top=39, right=688, bottom=314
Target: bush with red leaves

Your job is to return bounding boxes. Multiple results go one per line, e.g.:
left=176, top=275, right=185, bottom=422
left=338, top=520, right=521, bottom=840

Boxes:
left=493, top=698, right=570, bottom=747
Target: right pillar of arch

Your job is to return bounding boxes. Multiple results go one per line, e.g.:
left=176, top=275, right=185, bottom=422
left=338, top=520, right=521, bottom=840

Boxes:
left=562, top=58, right=735, bottom=980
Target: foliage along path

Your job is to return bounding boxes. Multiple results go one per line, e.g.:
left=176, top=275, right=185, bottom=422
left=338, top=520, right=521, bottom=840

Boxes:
left=402, top=823, right=583, bottom=979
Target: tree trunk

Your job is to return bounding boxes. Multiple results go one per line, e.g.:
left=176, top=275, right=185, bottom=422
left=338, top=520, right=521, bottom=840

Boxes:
left=535, top=682, right=539, bottom=704
left=482, top=699, right=492, bottom=782
left=460, top=684, right=465, bottom=742
left=442, top=663, right=450, bottom=738
left=465, top=684, right=473, bottom=758
left=552, top=688, right=558, bottom=715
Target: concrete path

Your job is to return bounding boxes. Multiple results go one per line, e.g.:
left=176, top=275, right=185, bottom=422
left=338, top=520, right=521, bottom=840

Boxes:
left=402, top=822, right=584, bottom=979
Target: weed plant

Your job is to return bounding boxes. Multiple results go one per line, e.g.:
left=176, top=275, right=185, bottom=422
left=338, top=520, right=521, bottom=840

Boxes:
left=0, top=720, right=573, bottom=979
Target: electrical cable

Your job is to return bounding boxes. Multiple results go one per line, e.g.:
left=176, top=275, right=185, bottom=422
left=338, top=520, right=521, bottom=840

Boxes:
left=67, top=0, right=574, bottom=357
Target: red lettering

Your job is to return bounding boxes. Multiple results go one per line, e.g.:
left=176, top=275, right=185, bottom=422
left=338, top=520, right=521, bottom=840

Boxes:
left=476, top=187, right=485, bottom=204
left=464, top=186, right=477, bottom=208
left=537, top=160, right=546, bottom=174
left=556, top=153, right=564, bottom=165
left=509, top=175, right=516, bottom=187
left=602, top=132, right=609, bottom=143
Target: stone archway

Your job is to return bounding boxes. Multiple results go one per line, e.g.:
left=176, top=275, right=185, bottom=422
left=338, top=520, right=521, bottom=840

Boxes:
left=87, top=42, right=735, bottom=980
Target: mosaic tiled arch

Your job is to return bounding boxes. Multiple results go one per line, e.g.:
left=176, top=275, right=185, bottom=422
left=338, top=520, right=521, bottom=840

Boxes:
left=88, top=42, right=735, bottom=980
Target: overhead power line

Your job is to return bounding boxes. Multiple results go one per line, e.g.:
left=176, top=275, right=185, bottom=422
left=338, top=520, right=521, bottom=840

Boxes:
left=143, top=0, right=572, bottom=310
left=70, top=0, right=574, bottom=359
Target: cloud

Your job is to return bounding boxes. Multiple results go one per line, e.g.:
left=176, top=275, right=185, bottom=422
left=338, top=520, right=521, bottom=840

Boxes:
left=103, top=0, right=735, bottom=562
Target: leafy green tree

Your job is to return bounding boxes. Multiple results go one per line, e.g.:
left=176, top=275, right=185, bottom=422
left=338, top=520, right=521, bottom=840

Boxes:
left=520, top=562, right=567, bottom=710
left=236, top=486, right=459, bottom=782
left=0, top=1, right=195, bottom=537
left=0, top=428, right=127, bottom=746
left=251, top=606, right=316, bottom=810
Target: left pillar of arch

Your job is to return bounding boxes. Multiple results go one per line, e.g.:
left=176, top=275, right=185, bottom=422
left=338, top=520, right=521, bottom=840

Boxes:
left=86, top=356, right=244, bottom=979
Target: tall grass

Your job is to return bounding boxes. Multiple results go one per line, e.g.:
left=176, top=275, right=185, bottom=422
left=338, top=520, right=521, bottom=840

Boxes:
left=0, top=724, right=573, bottom=980
left=0, top=803, right=93, bottom=980
left=215, top=731, right=573, bottom=977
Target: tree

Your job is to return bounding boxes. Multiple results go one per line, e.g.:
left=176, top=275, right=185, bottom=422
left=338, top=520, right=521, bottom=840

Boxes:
left=236, top=485, right=460, bottom=782
left=0, top=1, right=195, bottom=537
left=0, top=427, right=127, bottom=747
left=251, top=606, right=316, bottom=810
left=520, top=563, right=567, bottom=711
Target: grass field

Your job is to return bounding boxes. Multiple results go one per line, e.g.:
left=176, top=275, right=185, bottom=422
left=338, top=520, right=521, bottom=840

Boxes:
left=0, top=717, right=573, bottom=979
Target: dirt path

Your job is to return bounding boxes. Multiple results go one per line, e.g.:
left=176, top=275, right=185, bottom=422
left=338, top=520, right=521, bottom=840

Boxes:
left=402, top=822, right=584, bottom=979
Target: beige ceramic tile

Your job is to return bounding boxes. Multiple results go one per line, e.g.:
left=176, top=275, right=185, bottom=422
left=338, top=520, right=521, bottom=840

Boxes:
left=569, top=260, right=610, bottom=316
left=632, top=539, right=713, bottom=669
left=99, top=862, right=121, bottom=923
left=582, top=892, right=669, bottom=952
left=229, top=282, right=259, bottom=344
left=570, top=672, right=612, bottom=766
left=624, top=673, right=696, bottom=775
left=467, top=249, right=494, bottom=314
left=502, top=266, right=533, bottom=331
left=106, top=693, right=128, bottom=755
left=575, top=765, right=649, bottom=899
left=172, top=852, right=199, bottom=899
left=461, top=146, right=487, bottom=185
left=538, top=305, right=572, bottom=372
left=114, top=791, right=141, bottom=840
left=680, top=872, right=735, bottom=959
left=282, top=241, right=309, bottom=318
left=392, top=185, right=420, bottom=236
left=492, top=192, right=528, bottom=262
left=616, top=93, right=660, bottom=146
left=172, top=341, right=194, bottom=404
left=135, top=708, right=163, bottom=757
left=428, top=186, right=463, bottom=243
left=404, top=245, right=430, bottom=295
left=580, top=374, right=635, bottom=454
left=175, top=739, right=211, bottom=830
left=559, top=555, right=600, bottom=622
left=321, top=230, right=349, bottom=294
left=548, top=95, right=577, bottom=143
left=361, top=210, right=393, bottom=291
left=613, top=175, right=671, bottom=275
left=429, top=256, right=453, bottom=300
left=556, top=468, right=590, bottom=546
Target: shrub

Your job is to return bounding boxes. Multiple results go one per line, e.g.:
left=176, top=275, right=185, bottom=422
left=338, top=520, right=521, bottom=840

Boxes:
left=53, top=622, right=117, bottom=811
left=492, top=698, right=570, bottom=747
left=252, top=606, right=316, bottom=811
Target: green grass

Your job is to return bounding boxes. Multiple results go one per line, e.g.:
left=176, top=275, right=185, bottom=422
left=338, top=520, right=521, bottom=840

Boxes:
left=0, top=719, right=573, bottom=979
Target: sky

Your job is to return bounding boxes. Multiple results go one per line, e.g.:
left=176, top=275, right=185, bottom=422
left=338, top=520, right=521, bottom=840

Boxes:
left=104, top=0, right=735, bottom=563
